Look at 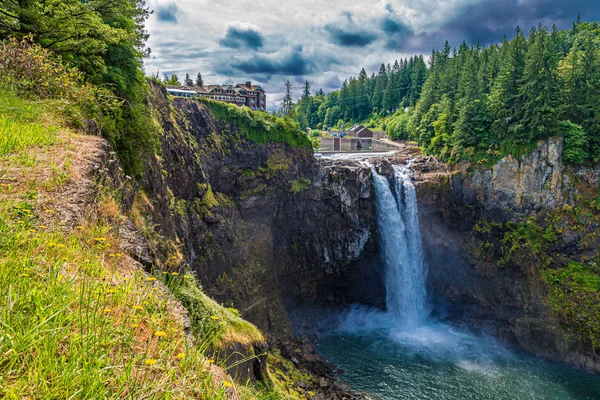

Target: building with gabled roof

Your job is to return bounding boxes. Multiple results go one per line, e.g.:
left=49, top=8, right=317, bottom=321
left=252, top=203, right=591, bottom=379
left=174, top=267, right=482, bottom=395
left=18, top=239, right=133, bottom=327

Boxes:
left=166, top=81, right=266, bottom=111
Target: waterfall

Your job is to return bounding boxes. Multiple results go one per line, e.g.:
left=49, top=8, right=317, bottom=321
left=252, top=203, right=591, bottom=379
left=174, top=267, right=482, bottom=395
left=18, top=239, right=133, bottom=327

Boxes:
left=370, top=164, right=427, bottom=330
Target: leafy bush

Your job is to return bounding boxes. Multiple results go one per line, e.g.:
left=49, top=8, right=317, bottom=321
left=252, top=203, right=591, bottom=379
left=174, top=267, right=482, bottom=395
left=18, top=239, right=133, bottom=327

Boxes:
left=0, top=38, right=159, bottom=177
left=0, top=37, right=92, bottom=101
left=386, top=110, right=412, bottom=141
left=561, top=120, right=588, bottom=165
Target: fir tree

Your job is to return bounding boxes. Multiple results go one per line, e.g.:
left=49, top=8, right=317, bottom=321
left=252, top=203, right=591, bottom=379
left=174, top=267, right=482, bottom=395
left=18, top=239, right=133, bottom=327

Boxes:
left=196, top=72, right=204, bottom=86
left=520, top=26, right=561, bottom=141
left=282, top=80, right=294, bottom=117
left=372, top=64, right=388, bottom=112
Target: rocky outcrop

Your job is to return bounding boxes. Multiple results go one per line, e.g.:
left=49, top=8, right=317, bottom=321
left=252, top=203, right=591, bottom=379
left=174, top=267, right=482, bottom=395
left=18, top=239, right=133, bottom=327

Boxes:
left=110, top=84, right=378, bottom=396
left=415, top=137, right=600, bottom=373
left=450, top=137, right=565, bottom=218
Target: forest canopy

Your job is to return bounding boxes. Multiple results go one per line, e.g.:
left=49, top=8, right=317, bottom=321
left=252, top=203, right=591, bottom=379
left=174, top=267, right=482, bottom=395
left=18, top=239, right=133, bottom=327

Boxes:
left=292, top=19, right=600, bottom=165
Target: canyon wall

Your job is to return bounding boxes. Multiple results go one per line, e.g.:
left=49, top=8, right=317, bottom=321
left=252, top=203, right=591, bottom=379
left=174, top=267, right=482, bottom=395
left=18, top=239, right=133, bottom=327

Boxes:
left=132, top=85, right=599, bottom=375
left=134, top=85, right=380, bottom=339
left=415, top=137, right=600, bottom=372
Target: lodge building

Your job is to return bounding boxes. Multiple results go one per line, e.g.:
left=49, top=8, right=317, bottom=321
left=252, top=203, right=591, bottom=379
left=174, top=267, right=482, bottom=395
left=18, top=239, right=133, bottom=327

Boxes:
left=166, top=81, right=266, bottom=111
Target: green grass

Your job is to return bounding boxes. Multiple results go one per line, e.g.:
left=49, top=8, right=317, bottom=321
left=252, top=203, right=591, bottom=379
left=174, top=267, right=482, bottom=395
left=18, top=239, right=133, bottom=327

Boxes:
left=196, top=98, right=312, bottom=149
left=0, top=90, right=60, bottom=158
left=161, top=271, right=264, bottom=350
left=0, top=92, right=240, bottom=399
left=0, top=196, right=230, bottom=399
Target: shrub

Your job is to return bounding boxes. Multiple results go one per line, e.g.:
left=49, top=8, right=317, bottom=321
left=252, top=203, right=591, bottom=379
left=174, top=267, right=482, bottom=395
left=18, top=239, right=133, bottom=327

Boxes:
left=0, top=37, right=90, bottom=101
left=561, top=120, right=588, bottom=165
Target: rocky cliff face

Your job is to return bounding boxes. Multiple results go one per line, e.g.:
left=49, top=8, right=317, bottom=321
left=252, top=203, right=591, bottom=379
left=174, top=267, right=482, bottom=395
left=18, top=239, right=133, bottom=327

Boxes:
left=415, top=137, right=600, bottom=373
left=136, top=85, right=379, bottom=340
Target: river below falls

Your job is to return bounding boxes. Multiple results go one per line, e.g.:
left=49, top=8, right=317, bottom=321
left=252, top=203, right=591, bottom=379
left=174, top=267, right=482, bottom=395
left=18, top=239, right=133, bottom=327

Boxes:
left=318, top=320, right=600, bottom=400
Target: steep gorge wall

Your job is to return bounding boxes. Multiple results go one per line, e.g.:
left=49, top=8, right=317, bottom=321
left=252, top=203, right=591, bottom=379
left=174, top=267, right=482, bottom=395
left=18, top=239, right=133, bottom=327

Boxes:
left=416, top=137, right=600, bottom=372
left=134, top=85, right=380, bottom=339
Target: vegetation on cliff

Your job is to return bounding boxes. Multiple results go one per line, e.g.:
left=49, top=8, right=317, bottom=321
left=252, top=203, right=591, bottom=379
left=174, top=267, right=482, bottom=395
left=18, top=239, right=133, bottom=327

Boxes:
left=0, top=0, right=159, bottom=177
left=472, top=197, right=600, bottom=351
left=0, top=6, right=317, bottom=399
left=0, top=89, right=239, bottom=398
left=199, top=97, right=312, bottom=150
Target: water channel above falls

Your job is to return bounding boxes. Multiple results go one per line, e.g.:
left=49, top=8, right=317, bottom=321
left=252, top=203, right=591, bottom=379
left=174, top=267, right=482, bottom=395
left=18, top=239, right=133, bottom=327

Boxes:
left=318, top=164, right=600, bottom=400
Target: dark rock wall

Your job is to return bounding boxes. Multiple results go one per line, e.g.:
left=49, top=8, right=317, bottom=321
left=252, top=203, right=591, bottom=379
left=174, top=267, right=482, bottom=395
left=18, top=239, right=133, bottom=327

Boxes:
left=138, top=85, right=380, bottom=338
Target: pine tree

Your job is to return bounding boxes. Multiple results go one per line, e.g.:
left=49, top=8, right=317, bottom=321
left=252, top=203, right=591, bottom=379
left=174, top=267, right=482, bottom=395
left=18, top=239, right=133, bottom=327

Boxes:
left=489, top=27, right=528, bottom=141
left=184, top=73, right=192, bottom=86
left=302, top=80, right=311, bottom=99
left=520, top=26, right=561, bottom=142
left=409, top=56, right=427, bottom=106
left=196, top=72, right=204, bottom=86
left=282, top=80, right=294, bottom=117
left=165, top=73, right=180, bottom=86
left=372, top=64, right=388, bottom=112
left=382, top=71, right=396, bottom=112
left=454, top=56, right=491, bottom=149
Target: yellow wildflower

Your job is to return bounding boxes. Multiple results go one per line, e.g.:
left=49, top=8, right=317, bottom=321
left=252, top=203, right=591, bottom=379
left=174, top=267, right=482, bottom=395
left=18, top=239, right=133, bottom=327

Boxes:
left=144, top=359, right=157, bottom=365
left=103, top=308, right=112, bottom=313
left=145, top=277, right=157, bottom=281
left=171, top=272, right=179, bottom=276
left=177, top=353, right=185, bottom=359
left=39, top=225, right=46, bottom=229
left=223, top=381, right=233, bottom=388
left=44, top=209, right=52, bottom=213
left=154, top=331, right=166, bottom=337
left=132, top=324, right=140, bottom=328
left=207, top=359, right=215, bottom=364
left=132, top=305, right=143, bottom=310
left=184, top=275, right=191, bottom=279
left=210, top=315, right=219, bottom=320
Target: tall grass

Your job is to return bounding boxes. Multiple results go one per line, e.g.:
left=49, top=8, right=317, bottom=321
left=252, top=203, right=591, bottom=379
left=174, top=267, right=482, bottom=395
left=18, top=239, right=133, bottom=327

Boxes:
left=0, top=196, right=230, bottom=398
left=0, top=90, right=60, bottom=158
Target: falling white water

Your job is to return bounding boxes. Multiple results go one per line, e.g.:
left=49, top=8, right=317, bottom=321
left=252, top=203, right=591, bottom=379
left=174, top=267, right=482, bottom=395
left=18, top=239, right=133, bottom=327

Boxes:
left=370, top=164, right=427, bottom=330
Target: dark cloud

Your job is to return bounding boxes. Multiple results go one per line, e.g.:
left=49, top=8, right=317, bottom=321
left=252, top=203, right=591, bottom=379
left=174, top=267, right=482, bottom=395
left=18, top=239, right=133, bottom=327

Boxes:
left=156, top=4, right=179, bottom=23
left=325, top=24, right=378, bottom=47
left=381, top=16, right=412, bottom=50
left=397, top=0, right=600, bottom=53
left=230, top=48, right=313, bottom=76
left=219, top=26, right=265, bottom=49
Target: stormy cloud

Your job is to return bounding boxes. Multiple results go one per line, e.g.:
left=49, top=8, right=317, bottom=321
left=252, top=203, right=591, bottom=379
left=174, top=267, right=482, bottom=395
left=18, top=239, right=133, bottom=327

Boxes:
left=219, top=25, right=265, bottom=50
left=231, top=47, right=313, bottom=76
left=325, top=24, right=378, bottom=47
left=155, top=4, right=179, bottom=23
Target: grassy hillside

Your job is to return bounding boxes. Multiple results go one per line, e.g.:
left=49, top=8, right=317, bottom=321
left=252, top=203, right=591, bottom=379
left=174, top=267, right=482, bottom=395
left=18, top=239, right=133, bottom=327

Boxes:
left=0, top=81, right=329, bottom=400
left=0, top=90, right=244, bottom=398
